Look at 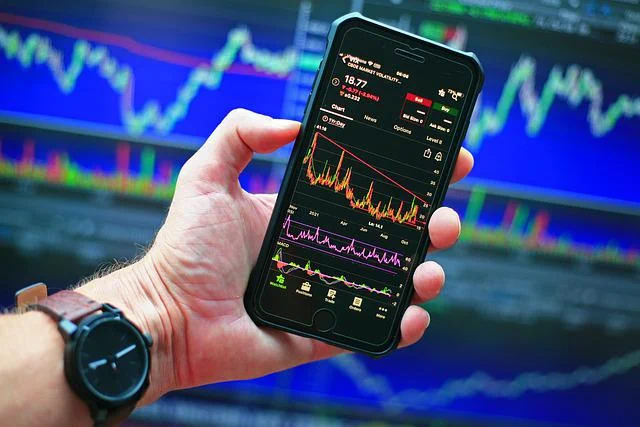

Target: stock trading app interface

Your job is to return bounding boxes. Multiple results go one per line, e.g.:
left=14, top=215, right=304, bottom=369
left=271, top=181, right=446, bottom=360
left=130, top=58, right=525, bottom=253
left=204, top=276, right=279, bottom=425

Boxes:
left=258, top=27, right=474, bottom=345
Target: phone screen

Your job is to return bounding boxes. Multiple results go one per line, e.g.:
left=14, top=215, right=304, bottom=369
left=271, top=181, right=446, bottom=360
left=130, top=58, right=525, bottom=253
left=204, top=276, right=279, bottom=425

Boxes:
left=256, top=24, right=477, bottom=348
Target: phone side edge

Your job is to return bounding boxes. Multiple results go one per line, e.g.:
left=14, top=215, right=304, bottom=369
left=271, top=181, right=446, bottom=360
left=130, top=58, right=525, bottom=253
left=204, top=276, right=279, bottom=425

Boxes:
left=366, top=46, right=485, bottom=357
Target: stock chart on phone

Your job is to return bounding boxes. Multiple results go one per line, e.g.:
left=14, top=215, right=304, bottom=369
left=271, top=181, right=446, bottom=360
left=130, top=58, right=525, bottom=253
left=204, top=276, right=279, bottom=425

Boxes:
left=254, top=26, right=479, bottom=349
left=0, top=0, right=639, bottom=426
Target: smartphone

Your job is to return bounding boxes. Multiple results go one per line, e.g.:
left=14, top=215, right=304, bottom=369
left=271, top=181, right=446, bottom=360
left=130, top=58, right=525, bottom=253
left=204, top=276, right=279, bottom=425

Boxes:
left=245, top=13, right=483, bottom=356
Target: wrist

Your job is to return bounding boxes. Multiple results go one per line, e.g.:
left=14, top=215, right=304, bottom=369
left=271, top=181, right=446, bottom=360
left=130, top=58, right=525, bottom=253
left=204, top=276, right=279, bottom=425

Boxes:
left=76, top=252, right=181, bottom=404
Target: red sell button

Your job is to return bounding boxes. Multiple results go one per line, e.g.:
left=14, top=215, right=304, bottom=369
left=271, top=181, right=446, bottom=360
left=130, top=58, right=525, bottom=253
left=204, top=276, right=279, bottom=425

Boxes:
left=405, top=92, right=433, bottom=107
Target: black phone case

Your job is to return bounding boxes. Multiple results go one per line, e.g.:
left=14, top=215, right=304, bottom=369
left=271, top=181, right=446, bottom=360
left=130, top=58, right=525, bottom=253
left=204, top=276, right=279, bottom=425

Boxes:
left=245, top=12, right=484, bottom=356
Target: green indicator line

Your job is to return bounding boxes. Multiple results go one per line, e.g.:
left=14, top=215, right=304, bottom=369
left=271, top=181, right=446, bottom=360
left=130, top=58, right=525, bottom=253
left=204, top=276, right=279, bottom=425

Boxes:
left=462, top=186, right=485, bottom=233
left=466, top=56, right=640, bottom=151
left=297, top=52, right=322, bottom=72
left=418, top=22, right=447, bottom=41
left=0, top=24, right=298, bottom=136
left=510, top=205, right=530, bottom=236
left=140, top=146, right=156, bottom=182
left=431, top=0, right=532, bottom=27
left=272, top=248, right=393, bottom=297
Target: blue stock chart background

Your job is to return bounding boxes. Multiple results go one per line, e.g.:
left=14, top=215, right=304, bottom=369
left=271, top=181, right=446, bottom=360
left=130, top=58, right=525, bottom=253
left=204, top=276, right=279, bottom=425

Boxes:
left=465, top=37, right=639, bottom=207
left=0, top=2, right=294, bottom=142
left=0, top=0, right=639, bottom=426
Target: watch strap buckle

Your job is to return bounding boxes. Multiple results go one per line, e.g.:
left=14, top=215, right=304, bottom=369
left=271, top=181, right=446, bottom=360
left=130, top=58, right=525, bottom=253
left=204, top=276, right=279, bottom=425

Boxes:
left=15, top=282, right=48, bottom=312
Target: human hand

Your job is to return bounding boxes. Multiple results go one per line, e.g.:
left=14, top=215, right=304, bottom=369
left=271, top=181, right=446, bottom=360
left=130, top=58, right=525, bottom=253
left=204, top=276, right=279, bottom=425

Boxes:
left=79, top=109, right=474, bottom=404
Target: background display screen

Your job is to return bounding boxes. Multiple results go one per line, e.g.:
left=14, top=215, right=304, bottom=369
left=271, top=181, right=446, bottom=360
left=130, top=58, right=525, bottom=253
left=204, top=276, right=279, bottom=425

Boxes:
left=257, top=25, right=476, bottom=346
left=1, top=0, right=638, bottom=425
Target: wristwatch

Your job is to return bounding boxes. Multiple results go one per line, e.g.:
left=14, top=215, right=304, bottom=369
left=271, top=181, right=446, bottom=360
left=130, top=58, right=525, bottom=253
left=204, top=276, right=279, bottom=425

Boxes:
left=15, top=283, right=152, bottom=426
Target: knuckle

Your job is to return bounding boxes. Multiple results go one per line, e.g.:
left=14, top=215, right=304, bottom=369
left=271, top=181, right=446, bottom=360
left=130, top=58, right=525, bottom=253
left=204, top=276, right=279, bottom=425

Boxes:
left=225, top=108, right=251, bottom=122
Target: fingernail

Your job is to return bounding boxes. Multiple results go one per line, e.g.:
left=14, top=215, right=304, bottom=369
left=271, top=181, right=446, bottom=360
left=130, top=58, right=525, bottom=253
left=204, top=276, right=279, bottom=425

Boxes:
left=445, top=206, right=461, bottom=240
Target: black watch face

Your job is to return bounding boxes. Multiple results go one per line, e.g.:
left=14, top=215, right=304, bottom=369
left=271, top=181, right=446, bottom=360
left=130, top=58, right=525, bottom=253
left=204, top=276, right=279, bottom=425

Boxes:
left=77, top=318, right=149, bottom=400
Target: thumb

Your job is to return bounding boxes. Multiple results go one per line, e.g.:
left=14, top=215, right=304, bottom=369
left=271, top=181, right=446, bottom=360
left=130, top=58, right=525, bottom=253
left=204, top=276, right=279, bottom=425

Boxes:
left=181, top=109, right=299, bottom=186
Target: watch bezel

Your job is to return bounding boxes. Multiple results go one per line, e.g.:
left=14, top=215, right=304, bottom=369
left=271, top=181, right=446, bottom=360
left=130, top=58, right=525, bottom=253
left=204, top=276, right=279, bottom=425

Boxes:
left=64, top=312, right=151, bottom=408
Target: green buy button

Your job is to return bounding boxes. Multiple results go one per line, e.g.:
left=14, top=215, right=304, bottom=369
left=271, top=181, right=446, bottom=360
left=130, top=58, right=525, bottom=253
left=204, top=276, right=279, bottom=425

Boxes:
left=433, top=102, right=459, bottom=116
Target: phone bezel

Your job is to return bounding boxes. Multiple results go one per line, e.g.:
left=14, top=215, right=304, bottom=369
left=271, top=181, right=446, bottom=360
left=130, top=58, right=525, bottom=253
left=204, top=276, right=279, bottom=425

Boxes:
left=245, top=12, right=484, bottom=356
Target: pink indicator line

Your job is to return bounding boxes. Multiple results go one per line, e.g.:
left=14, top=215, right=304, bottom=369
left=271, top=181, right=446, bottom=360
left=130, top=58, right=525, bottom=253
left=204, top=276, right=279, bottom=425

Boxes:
left=283, top=215, right=404, bottom=269
left=315, top=132, right=428, bottom=205
left=279, top=237, right=397, bottom=274
left=286, top=215, right=403, bottom=256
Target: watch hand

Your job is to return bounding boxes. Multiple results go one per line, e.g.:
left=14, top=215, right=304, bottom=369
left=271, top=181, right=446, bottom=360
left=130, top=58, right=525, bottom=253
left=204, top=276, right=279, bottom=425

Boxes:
left=88, top=358, right=108, bottom=370
left=115, top=344, right=137, bottom=359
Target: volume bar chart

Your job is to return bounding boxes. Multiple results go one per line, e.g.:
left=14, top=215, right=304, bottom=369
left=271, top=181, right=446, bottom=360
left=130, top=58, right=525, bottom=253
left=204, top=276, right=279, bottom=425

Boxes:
left=456, top=187, right=640, bottom=267
left=0, top=126, right=193, bottom=199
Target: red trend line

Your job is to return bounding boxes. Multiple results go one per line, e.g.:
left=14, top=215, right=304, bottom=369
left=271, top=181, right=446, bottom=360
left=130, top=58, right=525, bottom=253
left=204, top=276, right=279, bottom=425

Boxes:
left=0, top=12, right=286, bottom=79
left=315, top=132, right=427, bottom=205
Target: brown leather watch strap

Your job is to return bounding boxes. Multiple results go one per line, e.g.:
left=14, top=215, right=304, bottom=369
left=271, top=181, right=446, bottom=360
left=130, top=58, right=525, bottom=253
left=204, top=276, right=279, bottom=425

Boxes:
left=32, top=290, right=103, bottom=323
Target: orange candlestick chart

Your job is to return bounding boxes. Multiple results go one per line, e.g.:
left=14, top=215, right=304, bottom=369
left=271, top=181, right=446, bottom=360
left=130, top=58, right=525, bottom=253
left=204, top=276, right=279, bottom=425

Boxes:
left=302, top=132, right=427, bottom=227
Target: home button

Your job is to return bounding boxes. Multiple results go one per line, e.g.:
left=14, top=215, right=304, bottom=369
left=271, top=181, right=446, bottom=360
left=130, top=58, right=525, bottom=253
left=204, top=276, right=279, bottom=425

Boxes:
left=312, top=309, right=336, bottom=332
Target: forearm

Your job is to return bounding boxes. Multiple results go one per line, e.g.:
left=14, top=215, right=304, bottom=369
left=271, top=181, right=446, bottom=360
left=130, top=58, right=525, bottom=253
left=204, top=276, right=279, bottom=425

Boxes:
left=0, top=311, right=90, bottom=426
left=0, top=254, right=177, bottom=426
